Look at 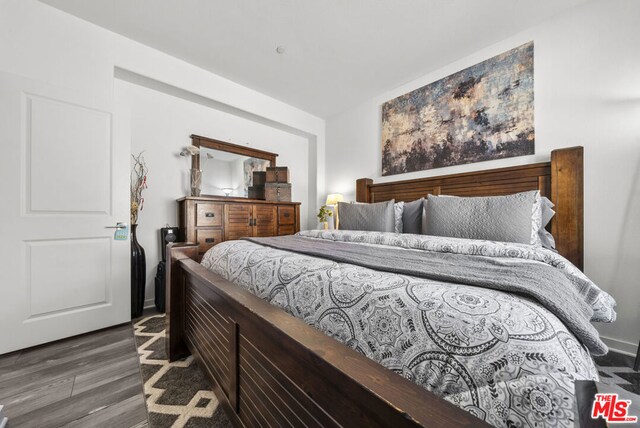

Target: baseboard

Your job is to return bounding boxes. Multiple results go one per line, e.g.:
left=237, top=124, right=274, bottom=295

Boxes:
left=601, top=335, right=638, bottom=357
left=144, top=298, right=155, bottom=309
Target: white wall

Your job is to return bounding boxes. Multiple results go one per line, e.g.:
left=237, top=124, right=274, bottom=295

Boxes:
left=0, top=0, right=325, bottom=312
left=325, top=0, right=640, bottom=355
left=119, top=79, right=310, bottom=306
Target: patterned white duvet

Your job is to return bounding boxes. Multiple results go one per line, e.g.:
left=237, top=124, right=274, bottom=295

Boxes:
left=201, top=230, right=616, bottom=427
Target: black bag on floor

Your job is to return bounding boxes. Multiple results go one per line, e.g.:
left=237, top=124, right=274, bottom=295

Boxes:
left=154, top=261, right=166, bottom=313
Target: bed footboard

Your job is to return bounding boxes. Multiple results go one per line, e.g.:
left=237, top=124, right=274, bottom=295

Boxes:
left=166, top=244, right=488, bottom=427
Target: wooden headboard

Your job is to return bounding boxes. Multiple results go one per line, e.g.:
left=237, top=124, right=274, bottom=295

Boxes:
left=356, top=146, right=584, bottom=270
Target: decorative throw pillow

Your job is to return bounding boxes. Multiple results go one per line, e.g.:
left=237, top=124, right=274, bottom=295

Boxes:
left=402, top=198, right=424, bottom=234
left=424, top=191, right=542, bottom=245
left=394, top=202, right=404, bottom=233
left=338, top=200, right=395, bottom=232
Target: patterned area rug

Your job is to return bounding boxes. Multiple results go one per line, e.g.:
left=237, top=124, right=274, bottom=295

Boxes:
left=134, top=314, right=232, bottom=428
left=594, top=352, right=640, bottom=396
left=134, top=314, right=639, bottom=426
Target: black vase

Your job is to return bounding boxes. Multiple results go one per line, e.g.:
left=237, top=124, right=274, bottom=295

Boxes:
left=131, top=224, right=146, bottom=318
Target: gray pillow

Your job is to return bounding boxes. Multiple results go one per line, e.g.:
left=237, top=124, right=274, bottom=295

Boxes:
left=394, top=202, right=404, bottom=233
left=338, top=200, right=395, bottom=232
left=539, top=229, right=556, bottom=250
left=402, top=198, right=424, bottom=234
left=541, top=196, right=555, bottom=227
left=424, top=191, right=539, bottom=244
left=540, top=196, right=556, bottom=249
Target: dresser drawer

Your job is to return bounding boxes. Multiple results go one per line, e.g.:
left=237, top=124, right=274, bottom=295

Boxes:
left=196, top=203, right=223, bottom=227
left=278, top=206, right=295, bottom=225
left=278, top=225, right=296, bottom=236
left=196, top=229, right=223, bottom=254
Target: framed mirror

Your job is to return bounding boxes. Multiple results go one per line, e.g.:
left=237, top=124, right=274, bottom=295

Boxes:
left=190, top=135, right=278, bottom=198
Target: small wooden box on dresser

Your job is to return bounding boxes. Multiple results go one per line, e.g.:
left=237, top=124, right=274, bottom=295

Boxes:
left=178, top=195, right=301, bottom=259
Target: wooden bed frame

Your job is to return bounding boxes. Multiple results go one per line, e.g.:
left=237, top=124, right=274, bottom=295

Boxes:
left=167, top=146, right=583, bottom=427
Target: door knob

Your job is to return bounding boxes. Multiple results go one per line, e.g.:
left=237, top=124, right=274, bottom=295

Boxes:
left=105, top=222, right=128, bottom=229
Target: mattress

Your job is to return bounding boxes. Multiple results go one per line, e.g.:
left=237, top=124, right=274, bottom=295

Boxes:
left=201, top=230, right=616, bottom=428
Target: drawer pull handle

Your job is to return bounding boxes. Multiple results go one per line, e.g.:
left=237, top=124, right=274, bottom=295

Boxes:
left=205, top=212, right=215, bottom=218
left=284, top=212, right=290, bottom=218
left=205, top=238, right=215, bottom=243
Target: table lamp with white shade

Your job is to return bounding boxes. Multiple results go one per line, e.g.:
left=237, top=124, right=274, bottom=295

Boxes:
left=325, top=193, right=344, bottom=229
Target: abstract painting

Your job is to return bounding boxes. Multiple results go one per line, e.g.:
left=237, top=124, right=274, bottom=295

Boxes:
left=381, top=42, right=534, bottom=176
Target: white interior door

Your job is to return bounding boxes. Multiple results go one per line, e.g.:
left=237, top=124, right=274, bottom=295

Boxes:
left=0, top=72, right=130, bottom=354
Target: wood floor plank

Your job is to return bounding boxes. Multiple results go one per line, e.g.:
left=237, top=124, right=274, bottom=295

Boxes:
left=64, top=393, right=148, bottom=428
left=72, top=353, right=140, bottom=396
left=0, top=323, right=148, bottom=428
left=0, top=338, right=136, bottom=397
left=0, top=348, right=136, bottom=402
left=8, top=372, right=143, bottom=427
left=0, top=351, right=21, bottom=369
left=0, top=375, right=74, bottom=418
left=5, top=325, right=132, bottom=372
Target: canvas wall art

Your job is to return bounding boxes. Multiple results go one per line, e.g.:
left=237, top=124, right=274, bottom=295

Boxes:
left=381, top=42, right=534, bottom=176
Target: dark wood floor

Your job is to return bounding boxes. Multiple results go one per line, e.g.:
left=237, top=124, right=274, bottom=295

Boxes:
left=0, top=323, right=148, bottom=427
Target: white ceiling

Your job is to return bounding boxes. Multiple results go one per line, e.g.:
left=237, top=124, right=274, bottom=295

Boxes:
left=41, top=0, right=589, bottom=118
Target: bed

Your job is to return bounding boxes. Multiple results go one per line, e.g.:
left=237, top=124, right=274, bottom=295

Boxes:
left=166, top=146, right=616, bottom=427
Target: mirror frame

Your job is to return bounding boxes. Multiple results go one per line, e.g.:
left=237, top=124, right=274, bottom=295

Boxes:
left=190, top=134, right=278, bottom=172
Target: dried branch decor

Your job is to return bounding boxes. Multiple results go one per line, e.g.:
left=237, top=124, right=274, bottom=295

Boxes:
left=131, top=152, right=148, bottom=224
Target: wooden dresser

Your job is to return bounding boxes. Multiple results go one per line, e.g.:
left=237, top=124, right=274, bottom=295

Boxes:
left=177, top=196, right=301, bottom=257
